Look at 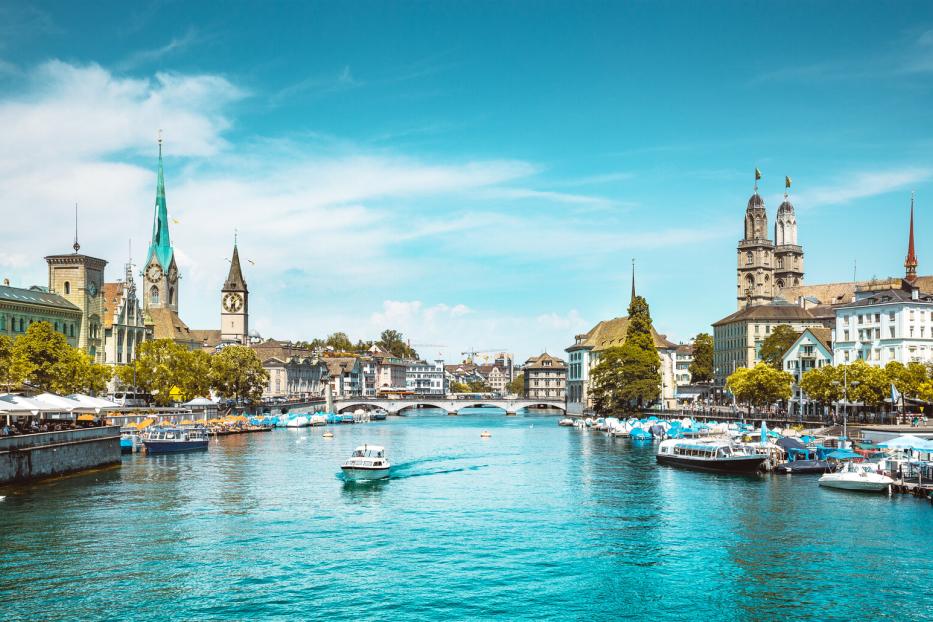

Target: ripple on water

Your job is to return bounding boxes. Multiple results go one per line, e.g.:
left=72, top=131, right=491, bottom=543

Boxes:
left=1, top=413, right=932, bottom=621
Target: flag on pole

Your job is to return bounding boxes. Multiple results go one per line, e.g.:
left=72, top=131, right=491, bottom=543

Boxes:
left=891, top=382, right=901, bottom=404
left=755, top=167, right=762, bottom=181
left=785, top=176, right=792, bottom=189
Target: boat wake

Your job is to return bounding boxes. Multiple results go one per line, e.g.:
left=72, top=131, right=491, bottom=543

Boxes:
left=389, top=464, right=488, bottom=479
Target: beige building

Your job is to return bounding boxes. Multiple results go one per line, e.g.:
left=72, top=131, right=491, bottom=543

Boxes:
left=523, top=353, right=566, bottom=399
left=262, top=356, right=328, bottom=399
left=101, top=263, right=149, bottom=365
left=712, top=303, right=826, bottom=386
left=565, top=316, right=678, bottom=415
left=45, top=243, right=107, bottom=360
left=478, top=365, right=509, bottom=395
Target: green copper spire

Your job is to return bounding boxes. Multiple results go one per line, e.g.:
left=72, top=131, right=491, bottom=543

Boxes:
left=147, top=133, right=174, bottom=269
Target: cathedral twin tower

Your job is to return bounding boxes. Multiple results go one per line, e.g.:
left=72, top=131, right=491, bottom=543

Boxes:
left=737, top=174, right=804, bottom=309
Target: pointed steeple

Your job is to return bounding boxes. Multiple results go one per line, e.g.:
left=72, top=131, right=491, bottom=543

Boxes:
left=905, top=192, right=918, bottom=283
left=224, top=239, right=248, bottom=292
left=630, top=258, right=636, bottom=304
left=147, top=131, right=173, bottom=269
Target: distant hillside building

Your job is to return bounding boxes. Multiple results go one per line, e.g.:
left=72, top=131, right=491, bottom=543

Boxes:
left=523, top=353, right=566, bottom=400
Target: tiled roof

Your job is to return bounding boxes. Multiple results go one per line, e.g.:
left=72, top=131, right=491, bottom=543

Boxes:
left=807, top=327, right=833, bottom=351
left=0, top=284, right=80, bottom=312
left=101, top=282, right=125, bottom=329
left=836, top=288, right=933, bottom=308
left=324, top=357, right=359, bottom=376
left=146, top=307, right=192, bottom=342
left=190, top=329, right=222, bottom=347
left=713, top=303, right=818, bottom=327
left=569, top=316, right=678, bottom=351
left=780, top=275, right=933, bottom=306
left=524, top=352, right=567, bottom=369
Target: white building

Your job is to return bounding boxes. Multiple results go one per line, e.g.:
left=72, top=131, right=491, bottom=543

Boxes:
left=262, top=357, right=328, bottom=399
left=565, top=315, right=678, bottom=415
left=674, top=344, right=693, bottom=386
left=406, top=359, right=447, bottom=396
left=781, top=327, right=833, bottom=417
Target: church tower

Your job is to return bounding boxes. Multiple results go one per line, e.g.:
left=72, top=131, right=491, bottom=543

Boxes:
left=143, top=135, right=180, bottom=313
left=221, top=239, right=249, bottom=344
left=736, top=170, right=775, bottom=308
left=773, top=176, right=804, bottom=292
left=904, top=192, right=919, bottom=284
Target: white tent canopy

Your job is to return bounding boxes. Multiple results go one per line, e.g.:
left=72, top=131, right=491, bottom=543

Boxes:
left=65, top=394, right=120, bottom=411
left=878, top=435, right=933, bottom=452
left=181, top=397, right=217, bottom=407
left=33, top=393, right=89, bottom=412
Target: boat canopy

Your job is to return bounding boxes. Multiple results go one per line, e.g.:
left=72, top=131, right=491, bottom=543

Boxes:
left=826, top=449, right=861, bottom=460
left=776, top=437, right=807, bottom=451
left=878, top=435, right=933, bottom=452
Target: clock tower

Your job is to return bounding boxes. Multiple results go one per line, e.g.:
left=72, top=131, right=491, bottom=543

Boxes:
left=221, top=241, right=249, bottom=344
left=143, top=136, right=180, bottom=313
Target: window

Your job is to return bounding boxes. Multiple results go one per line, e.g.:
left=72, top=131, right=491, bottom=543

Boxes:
left=890, top=326, right=896, bottom=339
left=746, top=251, right=753, bottom=265
left=64, top=281, right=70, bottom=295
left=890, top=312, right=896, bottom=322
left=150, top=286, right=159, bottom=305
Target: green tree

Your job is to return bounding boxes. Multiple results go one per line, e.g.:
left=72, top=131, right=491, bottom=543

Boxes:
left=176, top=349, right=213, bottom=401
left=590, top=295, right=662, bottom=414
left=9, top=321, right=73, bottom=392
left=800, top=364, right=842, bottom=406
left=885, top=361, right=928, bottom=400
left=467, top=379, right=492, bottom=393
left=377, top=329, right=417, bottom=359
left=211, top=345, right=269, bottom=404
left=325, top=332, right=354, bottom=353
left=759, top=324, right=799, bottom=370
left=54, top=349, right=112, bottom=395
left=844, top=360, right=888, bottom=408
left=0, top=335, right=13, bottom=390
left=121, top=339, right=190, bottom=406
left=508, top=372, right=525, bottom=396
left=726, top=363, right=793, bottom=409
left=450, top=381, right=470, bottom=393
left=688, top=333, right=714, bottom=383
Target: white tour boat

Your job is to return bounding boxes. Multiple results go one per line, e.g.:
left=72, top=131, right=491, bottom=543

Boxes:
left=818, top=462, right=893, bottom=492
left=341, top=445, right=391, bottom=481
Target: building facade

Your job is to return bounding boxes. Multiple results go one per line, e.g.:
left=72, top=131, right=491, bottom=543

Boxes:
left=324, top=357, right=362, bottom=398
left=712, top=303, right=826, bottom=387
left=674, top=344, right=694, bottom=386
left=45, top=247, right=107, bottom=359
left=101, top=263, right=148, bottom=365
left=0, top=283, right=82, bottom=347
left=736, top=178, right=804, bottom=309
left=523, top=353, right=567, bottom=399
left=406, top=359, right=447, bottom=396
left=565, top=316, right=678, bottom=415
left=781, top=327, right=833, bottom=417
left=262, top=356, right=328, bottom=398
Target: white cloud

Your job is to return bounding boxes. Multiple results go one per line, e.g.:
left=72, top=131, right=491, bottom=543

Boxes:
left=794, top=168, right=931, bottom=208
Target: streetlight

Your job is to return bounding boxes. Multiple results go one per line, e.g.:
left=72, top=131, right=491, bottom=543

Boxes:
left=832, top=367, right=859, bottom=449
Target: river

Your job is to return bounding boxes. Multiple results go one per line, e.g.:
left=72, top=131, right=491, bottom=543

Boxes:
left=1, top=409, right=931, bottom=621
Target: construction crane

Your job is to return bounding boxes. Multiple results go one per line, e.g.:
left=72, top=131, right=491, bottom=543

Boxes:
left=409, top=343, right=448, bottom=357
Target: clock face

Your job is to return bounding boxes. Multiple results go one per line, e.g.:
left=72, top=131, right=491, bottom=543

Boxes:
left=223, top=292, right=243, bottom=313
left=146, top=264, right=163, bottom=283
left=87, top=282, right=98, bottom=297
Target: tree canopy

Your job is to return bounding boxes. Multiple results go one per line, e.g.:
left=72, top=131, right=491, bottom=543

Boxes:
left=376, top=329, right=418, bottom=359
left=210, top=345, right=269, bottom=404
left=508, top=372, right=524, bottom=396
left=688, top=333, right=714, bottom=383
left=726, top=363, right=793, bottom=408
left=590, top=295, right=661, bottom=414
left=759, top=324, right=799, bottom=370
left=7, top=322, right=112, bottom=394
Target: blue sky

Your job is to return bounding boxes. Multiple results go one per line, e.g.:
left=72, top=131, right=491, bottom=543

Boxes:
left=2, top=1, right=933, bottom=362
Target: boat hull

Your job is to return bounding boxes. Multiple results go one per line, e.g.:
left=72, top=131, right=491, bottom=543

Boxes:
left=144, top=440, right=209, bottom=454
left=818, top=477, right=892, bottom=492
left=341, top=466, right=390, bottom=481
left=776, top=460, right=833, bottom=474
left=656, top=454, right=766, bottom=474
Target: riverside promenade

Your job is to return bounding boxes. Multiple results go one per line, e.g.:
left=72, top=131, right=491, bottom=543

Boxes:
left=0, top=426, right=121, bottom=484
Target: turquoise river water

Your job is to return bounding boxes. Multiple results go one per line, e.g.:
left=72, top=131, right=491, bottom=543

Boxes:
left=1, top=409, right=932, bottom=621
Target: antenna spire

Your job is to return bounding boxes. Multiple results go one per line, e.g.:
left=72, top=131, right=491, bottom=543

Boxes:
left=72, top=202, right=80, bottom=253
left=905, top=191, right=919, bottom=283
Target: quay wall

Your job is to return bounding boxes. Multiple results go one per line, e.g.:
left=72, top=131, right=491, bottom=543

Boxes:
left=0, top=426, right=121, bottom=484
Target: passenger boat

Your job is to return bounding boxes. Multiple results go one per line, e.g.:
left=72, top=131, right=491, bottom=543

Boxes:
left=371, top=409, right=388, bottom=421
left=142, top=426, right=209, bottom=454
left=775, top=459, right=833, bottom=474
left=339, top=414, right=356, bottom=424
left=341, top=445, right=391, bottom=480
left=656, top=439, right=768, bottom=474
left=558, top=418, right=574, bottom=427
left=818, top=462, right=893, bottom=492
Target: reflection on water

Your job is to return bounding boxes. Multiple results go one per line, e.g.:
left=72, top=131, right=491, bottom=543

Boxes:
left=1, top=411, right=931, bottom=621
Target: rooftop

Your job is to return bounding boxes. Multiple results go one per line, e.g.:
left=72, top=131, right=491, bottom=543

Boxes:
left=568, top=316, right=678, bottom=352
left=712, top=302, right=819, bottom=327
left=0, top=284, right=80, bottom=312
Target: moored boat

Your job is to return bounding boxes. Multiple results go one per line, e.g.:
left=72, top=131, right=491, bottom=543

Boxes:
left=656, top=439, right=767, bottom=473
left=120, top=427, right=143, bottom=454
left=341, top=444, right=390, bottom=480
left=818, top=462, right=893, bottom=492
left=285, top=414, right=310, bottom=428
left=143, top=426, right=209, bottom=454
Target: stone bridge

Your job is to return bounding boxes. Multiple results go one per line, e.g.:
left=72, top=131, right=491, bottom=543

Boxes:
left=334, top=397, right=566, bottom=416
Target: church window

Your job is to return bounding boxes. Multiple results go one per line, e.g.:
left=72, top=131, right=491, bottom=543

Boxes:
left=746, top=251, right=753, bottom=265
left=777, top=279, right=784, bottom=289
left=150, top=286, right=160, bottom=305
left=794, top=278, right=800, bottom=286
left=777, top=256, right=784, bottom=268
left=169, top=287, right=175, bottom=305
left=64, top=282, right=71, bottom=295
